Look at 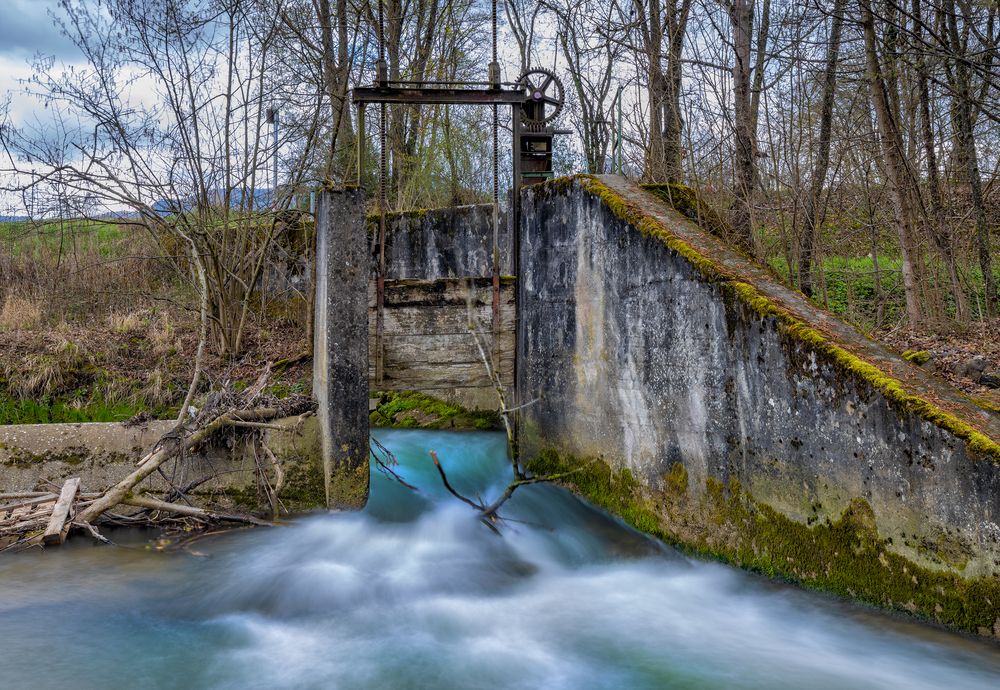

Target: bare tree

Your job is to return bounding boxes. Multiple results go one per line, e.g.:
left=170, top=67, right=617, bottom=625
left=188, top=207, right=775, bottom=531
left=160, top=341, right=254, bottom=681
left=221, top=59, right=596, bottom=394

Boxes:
left=1, top=0, right=324, bottom=357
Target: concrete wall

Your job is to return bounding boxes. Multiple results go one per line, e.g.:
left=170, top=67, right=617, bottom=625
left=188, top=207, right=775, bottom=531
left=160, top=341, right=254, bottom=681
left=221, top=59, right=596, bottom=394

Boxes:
left=370, top=204, right=512, bottom=280
left=518, top=175, right=1000, bottom=636
left=368, top=204, right=513, bottom=410
left=314, top=188, right=369, bottom=510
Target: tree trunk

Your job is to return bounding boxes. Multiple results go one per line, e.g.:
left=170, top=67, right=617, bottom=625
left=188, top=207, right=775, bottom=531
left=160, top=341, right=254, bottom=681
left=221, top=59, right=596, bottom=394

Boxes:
left=912, top=0, right=965, bottom=320
left=943, top=0, right=995, bottom=317
left=730, top=0, right=756, bottom=256
left=859, top=0, right=924, bottom=325
left=798, top=0, right=845, bottom=298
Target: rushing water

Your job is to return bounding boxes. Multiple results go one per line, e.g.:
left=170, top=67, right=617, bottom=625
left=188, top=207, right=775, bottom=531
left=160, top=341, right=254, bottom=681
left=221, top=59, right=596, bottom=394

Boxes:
left=3, top=430, right=1000, bottom=689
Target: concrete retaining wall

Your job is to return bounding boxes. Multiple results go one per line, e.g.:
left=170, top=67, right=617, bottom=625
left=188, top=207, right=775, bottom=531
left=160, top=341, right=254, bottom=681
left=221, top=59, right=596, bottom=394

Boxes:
left=370, top=204, right=512, bottom=280
left=517, top=175, right=1000, bottom=636
left=0, top=417, right=328, bottom=513
left=368, top=204, right=513, bottom=411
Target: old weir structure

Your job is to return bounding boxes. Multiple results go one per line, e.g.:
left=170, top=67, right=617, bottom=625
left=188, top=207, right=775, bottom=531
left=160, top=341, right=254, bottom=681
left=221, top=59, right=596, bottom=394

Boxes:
left=312, top=173, right=1000, bottom=638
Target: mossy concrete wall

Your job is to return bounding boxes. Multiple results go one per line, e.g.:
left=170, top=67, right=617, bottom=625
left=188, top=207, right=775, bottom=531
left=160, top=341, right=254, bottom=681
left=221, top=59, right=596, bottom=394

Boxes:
left=0, top=418, right=329, bottom=514
left=517, top=175, right=1000, bottom=636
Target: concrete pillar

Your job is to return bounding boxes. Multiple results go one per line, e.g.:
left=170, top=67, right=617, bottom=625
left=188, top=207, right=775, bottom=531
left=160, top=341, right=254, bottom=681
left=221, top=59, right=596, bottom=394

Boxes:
left=312, top=187, right=369, bottom=509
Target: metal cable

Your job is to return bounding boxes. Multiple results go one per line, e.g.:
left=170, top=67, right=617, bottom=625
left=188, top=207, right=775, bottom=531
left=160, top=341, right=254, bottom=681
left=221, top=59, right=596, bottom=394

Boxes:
left=489, top=0, right=501, bottom=355
left=491, top=0, right=499, bottom=218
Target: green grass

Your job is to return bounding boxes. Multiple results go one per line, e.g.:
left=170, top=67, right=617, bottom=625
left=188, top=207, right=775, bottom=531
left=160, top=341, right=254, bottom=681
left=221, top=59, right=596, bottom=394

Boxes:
left=0, top=218, right=128, bottom=259
left=769, top=255, right=904, bottom=328
left=0, top=394, right=173, bottom=425
left=769, top=254, right=1000, bottom=329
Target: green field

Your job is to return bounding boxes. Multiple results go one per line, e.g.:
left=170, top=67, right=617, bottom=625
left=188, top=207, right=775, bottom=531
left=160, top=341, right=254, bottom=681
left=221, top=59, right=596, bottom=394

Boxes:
left=0, top=218, right=130, bottom=259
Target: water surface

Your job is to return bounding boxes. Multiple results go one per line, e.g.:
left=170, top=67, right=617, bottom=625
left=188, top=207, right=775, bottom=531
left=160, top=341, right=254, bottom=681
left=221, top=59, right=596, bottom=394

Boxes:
left=2, top=429, right=1000, bottom=689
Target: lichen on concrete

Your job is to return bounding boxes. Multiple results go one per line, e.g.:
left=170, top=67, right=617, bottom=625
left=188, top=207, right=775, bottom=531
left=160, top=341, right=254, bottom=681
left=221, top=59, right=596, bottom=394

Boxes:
left=517, top=174, right=1000, bottom=637
left=531, top=174, right=1000, bottom=464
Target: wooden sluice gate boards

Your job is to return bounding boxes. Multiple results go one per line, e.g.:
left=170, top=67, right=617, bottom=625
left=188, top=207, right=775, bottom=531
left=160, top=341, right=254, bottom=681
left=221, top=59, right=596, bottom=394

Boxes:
left=368, top=277, right=516, bottom=394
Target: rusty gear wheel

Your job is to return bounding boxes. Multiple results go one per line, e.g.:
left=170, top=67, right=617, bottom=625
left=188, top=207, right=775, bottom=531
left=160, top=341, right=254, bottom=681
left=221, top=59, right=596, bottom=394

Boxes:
left=516, top=67, right=565, bottom=126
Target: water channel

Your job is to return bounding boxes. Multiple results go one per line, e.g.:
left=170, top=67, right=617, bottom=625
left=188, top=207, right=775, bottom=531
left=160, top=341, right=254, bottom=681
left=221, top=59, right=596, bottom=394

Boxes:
left=2, top=429, right=1000, bottom=689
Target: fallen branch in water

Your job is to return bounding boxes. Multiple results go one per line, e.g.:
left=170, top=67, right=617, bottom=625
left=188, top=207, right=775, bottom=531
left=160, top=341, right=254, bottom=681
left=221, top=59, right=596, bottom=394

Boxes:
left=421, top=289, right=584, bottom=532
left=371, top=436, right=419, bottom=492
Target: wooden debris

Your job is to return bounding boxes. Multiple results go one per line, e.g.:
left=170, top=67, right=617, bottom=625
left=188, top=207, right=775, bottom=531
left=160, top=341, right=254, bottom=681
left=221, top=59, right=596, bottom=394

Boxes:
left=43, top=478, right=81, bottom=546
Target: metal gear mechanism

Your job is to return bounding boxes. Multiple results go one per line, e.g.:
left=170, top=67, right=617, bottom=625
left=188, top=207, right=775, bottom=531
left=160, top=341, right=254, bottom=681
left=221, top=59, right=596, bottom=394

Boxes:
left=516, top=68, right=565, bottom=126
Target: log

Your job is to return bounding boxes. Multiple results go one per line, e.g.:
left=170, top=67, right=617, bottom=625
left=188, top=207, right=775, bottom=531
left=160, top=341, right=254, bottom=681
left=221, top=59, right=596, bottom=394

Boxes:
left=43, top=478, right=81, bottom=546
left=77, top=407, right=283, bottom=525
left=123, top=495, right=271, bottom=526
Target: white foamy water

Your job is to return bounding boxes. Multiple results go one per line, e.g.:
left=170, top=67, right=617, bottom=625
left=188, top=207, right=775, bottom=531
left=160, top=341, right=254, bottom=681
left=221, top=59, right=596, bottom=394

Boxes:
left=2, top=429, right=999, bottom=689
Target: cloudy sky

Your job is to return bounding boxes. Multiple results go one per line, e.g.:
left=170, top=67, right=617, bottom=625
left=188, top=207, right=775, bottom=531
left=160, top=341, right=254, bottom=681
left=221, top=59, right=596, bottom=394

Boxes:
left=0, top=0, right=83, bottom=125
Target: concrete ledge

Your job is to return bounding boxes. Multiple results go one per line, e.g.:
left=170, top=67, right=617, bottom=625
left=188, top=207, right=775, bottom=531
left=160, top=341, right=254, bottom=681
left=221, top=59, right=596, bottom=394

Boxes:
left=0, top=417, right=329, bottom=513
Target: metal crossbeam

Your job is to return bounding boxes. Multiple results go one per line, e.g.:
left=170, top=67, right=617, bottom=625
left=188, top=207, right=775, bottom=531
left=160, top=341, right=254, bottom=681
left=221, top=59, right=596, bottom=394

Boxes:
left=353, top=87, right=526, bottom=106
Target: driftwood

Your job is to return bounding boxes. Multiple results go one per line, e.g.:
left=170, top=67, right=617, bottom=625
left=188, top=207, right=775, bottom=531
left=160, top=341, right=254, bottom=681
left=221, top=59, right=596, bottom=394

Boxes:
left=43, top=478, right=81, bottom=545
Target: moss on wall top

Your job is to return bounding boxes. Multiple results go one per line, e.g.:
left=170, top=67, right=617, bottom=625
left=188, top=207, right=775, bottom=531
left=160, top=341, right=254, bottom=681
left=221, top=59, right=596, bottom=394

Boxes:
left=525, top=174, right=1000, bottom=463
left=370, top=390, right=500, bottom=430
left=641, top=183, right=729, bottom=238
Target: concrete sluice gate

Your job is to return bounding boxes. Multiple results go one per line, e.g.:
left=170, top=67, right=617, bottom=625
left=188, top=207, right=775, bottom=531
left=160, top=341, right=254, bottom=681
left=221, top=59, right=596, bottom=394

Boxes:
left=4, top=175, right=1000, bottom=637
left=321, top=174, right=1000, bottom=636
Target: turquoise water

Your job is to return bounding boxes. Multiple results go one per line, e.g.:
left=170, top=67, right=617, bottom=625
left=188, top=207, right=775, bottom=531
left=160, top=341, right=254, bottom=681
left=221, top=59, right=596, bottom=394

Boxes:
left=2, top=429, right=1000, bottom=689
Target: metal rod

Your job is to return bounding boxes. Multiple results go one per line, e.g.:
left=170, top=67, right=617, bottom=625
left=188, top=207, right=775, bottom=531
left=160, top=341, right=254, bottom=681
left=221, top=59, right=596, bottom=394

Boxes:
left=616, top=85, right=623, bottom=174
left=376, top=99, right=387, bottom=385
left=272, top=111, right=279, bottom=198
left=490, top=0, right=501, bottom=367
left=356, top=104, right=366, bottom=188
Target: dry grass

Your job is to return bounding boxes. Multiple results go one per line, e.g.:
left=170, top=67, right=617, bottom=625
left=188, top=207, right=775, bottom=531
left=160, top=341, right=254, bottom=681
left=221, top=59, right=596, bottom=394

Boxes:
left=3, top=337, right=93, bottom=399
left=0, top=295, right=44, bottom=331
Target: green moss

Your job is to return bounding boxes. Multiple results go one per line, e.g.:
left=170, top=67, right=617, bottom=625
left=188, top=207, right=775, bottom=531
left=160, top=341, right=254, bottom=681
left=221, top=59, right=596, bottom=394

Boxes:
left=528, top=448, right=1000, bottom=635
left=535, top=175, right=1000, bottom=463
left=903, top=350, right=932, bottom=366
left=327, top=459, right=370, bottom=510
left=641, top=183, right=728, bottom=238
left=665, top=462, right=689, bottom=494
left=970, top=396, right=1000, bottom=415
left=0, top=393, right=172, bottom=425
left=369, top=390, right=500, bottom=430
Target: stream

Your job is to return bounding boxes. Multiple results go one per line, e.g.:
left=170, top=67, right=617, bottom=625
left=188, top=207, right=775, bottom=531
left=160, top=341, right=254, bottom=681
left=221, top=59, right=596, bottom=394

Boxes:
left=2, top=429, right=1000, bottom=689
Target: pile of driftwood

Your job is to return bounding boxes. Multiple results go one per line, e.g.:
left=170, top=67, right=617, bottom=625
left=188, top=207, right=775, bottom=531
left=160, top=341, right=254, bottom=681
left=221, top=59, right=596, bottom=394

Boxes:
left=0, top=372, right=315, bottom=552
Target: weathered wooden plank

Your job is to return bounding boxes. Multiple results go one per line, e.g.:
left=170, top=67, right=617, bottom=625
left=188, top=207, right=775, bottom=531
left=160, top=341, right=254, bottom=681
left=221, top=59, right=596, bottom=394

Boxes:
left=42, top=477, right=80, bottom=546
left=371, top=333, right=514, bottom=365
left=368, top=278, right=515, bottom=308
left=374, top=358, right=515, bottom=389
left=0, top=494, right=57, bottom=514
left=371, top=306, right=516, bottom=336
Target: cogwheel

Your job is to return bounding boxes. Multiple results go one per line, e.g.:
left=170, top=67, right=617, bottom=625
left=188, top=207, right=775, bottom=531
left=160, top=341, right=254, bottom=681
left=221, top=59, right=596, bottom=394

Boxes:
left=516, top=67, right=565, bottom=126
